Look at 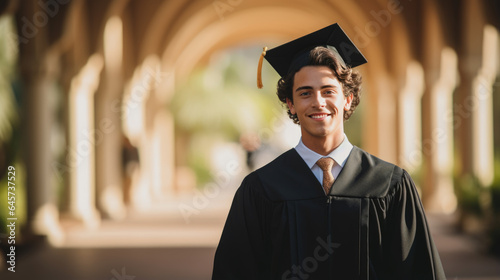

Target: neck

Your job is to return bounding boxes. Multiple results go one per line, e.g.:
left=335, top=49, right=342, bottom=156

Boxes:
left=302, top=132, right=345, bottom=156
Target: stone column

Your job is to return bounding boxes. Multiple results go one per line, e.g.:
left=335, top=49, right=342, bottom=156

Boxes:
left=398, top=62, right=424, bottom=172
left=470, top=26, right=497, bottom=187
left=122, top=59, right=156, bottom=210
left=457, top=0, right=497, bottom=187
left=23, top=53, right=65, bottom=244
left=420, top=0, right=457, bottom=213
left=67, top=54, right=103, bottom=228
left=362, top=72, right=398, bottom=163
left=151, top=110, right=176, bottom=199
left=423, top=49, right=458, bottom=213
left=95, top=16, right=126, bottom=220
left=151, top=61, right=176, bottom=199
left=377, top=76, right=398, bottom=163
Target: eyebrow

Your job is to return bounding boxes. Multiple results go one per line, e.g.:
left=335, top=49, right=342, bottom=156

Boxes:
left=295, top=84, right=340, bottom=92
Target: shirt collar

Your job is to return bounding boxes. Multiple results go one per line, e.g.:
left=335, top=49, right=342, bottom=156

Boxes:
left=294, top=135, right=353, bottom=169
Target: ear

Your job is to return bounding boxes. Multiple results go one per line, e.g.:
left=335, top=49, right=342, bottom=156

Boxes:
left=344, top=93, right=353, bottom=111
left=286, top=98, right=296, bottom=115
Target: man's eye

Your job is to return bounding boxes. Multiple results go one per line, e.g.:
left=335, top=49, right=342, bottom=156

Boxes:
left=324, top=90, right=335, bottom=95
left=299, top=92, right=310, bottom=96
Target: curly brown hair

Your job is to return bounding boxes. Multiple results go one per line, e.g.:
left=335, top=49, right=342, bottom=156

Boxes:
left=276, top=46, right=362, bottom=124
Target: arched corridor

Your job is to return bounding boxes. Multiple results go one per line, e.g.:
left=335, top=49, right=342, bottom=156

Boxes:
left=1, top=0, right=500, bottom=277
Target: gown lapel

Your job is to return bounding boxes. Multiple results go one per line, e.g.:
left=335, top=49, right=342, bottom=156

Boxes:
left=329, top=146, right=362, bottom=196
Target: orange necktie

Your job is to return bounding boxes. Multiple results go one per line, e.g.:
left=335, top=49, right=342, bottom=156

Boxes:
left=316, top=157, right=335, bottom=194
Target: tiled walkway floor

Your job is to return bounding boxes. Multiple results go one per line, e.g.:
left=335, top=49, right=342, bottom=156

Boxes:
left=430, top=214, right=500, bottom=280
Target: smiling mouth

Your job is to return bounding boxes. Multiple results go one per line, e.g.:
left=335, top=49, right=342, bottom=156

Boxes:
left=309, top=113, right=331, bottom=119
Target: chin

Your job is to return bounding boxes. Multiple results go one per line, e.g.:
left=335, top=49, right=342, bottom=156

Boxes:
left=305, top=129, right=332, bottom=138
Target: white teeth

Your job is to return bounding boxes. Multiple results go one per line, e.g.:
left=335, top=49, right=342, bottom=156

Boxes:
left=310, top=114, right=328, bottom=119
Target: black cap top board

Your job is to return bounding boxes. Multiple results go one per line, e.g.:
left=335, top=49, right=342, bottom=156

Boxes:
left=257, top=23, right=367, bottom=88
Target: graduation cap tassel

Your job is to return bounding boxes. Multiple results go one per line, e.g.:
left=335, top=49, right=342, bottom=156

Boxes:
left=257, top=47, right=268, bottom=89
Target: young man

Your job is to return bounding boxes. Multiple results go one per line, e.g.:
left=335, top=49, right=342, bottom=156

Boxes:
left=212, top=24, right=446, bottom=280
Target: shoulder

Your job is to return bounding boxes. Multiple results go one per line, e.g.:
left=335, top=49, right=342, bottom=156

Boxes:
left=353, top=146, right=404, bottom=179
left=343, top=146, right=406, bottom=197
left=235, top=149, right=299, bottom=198
left=255, top=149, right=299, bottom=176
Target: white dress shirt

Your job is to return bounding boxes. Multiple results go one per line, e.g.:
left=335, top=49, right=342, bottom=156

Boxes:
left=294, top=135, right=353, bottom=193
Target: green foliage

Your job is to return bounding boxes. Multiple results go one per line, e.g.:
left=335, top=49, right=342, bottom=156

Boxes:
left=0, top=163, right=27, bottom=238
left=0, top=15, right=23, bottom=241
left=488, top=155, right=500, bottom=254
left=490, top=156, right=500, bottom=212
left=454, top=173, right=483, bottom=215
left=454, top=155, right=500, bottom=255
left=0, top=16, right=18, bottom=144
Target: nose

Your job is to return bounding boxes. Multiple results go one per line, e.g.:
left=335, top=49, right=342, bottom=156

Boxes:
left=312, top=92, right=326, bottom=108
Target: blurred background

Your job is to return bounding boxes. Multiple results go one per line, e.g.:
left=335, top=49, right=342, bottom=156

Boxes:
left=0, top=0, right=500, bottom=279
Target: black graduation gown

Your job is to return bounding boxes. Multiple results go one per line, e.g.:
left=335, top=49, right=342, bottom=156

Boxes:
left=212, top=146, right=446, bottom=280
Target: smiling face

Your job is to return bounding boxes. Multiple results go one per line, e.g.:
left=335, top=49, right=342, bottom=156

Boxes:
left=286, top=66, right=353, bottom=151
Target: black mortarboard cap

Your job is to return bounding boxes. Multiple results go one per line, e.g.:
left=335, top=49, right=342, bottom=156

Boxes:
left=257, top=23, right=367, bottom=88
